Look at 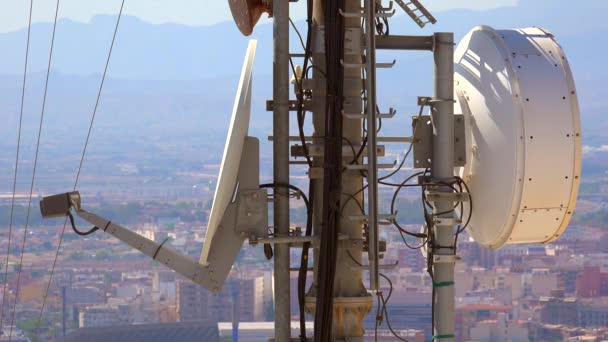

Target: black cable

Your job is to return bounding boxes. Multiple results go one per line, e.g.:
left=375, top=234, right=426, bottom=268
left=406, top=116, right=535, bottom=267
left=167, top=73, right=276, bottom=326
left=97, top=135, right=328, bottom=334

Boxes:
left=345, top=250, right=409, bottom=341
left=289, top=18, right=307, bottom=53
left=378, top=275, right=408, bottom=342
left=288, top=53, right=316, bottom=339
left=298, top=181, right=314, bottom=341
left=426, top=229, right=436, bottom=339
left=67, top=212, right=99, bottom=236
left=379, top=104, right=425, bottom=182
left=260, top=183, right=310, bottom=210
left=294, top=0, right=315, bottom=169
left=420, top=176, right=473, bottom=340
left=389, top=171, right=426, bottom=238
left=340, top=183, right=367, bottom=215
left=305, top=64, right=327, bottom=79
left=260, top=182, right=312, bottom=341
left=340, top=192, right=365, bottom=217
left=314, top=0, right=346, bottom=339
left=152, top=237, right=171, bottom=260
left=288, top=57, right=312, bottom=167
left=456, top=177, right=473, bottom=235
left=290, top=3, right=315, bottom=339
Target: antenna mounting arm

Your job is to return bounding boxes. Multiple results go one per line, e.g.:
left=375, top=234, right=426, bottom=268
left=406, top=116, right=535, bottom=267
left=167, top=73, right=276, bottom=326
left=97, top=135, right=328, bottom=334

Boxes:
left=39, top=191, right=218, bottom=291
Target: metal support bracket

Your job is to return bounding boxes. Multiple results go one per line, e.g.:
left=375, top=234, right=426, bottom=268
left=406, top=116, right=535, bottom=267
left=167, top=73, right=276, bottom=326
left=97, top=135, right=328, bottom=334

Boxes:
left=341, top=108, right=396, bottom=120
left=432, top=255, right=457, bottom=264
left=291, top=144, right=385, bottom=158
left=417, top=96, right=433, bottom=106
left=424, top=191, right=470, bottom=203
left=376, top=60, right=397, bottom=68
left=266, top=99, right=312, bottom=112
left=412, top=114, right=466, bottom=168
left=235, top=189, right=269, bottom=238
left=344, top=160, right=397, bottom=170
left=339, top=8, right=395, bottom=18
left=268, top=135, right=414, bottom=143
left=250, top=235, right=317, bottom=246
left=433, top=217, right=461, bottom=226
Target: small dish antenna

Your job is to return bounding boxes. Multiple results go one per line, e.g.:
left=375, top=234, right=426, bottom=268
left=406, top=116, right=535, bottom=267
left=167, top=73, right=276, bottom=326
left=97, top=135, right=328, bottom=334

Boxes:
left=200, top=40, right=268, bottom=288
left=229, top=0, right=272, bottom=36
left=454, top=26, right=582, bottom=249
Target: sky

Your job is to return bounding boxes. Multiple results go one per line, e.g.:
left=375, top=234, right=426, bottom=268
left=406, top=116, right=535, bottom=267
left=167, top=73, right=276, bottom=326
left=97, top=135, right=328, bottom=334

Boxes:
left=0, top=0, right=518, bottom=33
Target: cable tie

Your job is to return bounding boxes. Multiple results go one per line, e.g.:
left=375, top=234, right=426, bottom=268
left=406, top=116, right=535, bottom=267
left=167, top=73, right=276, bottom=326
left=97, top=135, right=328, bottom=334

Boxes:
left=433, top=281, right=455, bottom=288
left=102, top=221, right=112, bottom=232
left=433, top=334, right=455, bottom=340
left=152, top=237, right=171, bottom=261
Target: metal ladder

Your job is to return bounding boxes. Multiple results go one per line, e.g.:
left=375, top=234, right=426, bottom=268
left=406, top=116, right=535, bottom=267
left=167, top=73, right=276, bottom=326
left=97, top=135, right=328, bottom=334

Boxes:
left=395, top=0, right=437, bottom=28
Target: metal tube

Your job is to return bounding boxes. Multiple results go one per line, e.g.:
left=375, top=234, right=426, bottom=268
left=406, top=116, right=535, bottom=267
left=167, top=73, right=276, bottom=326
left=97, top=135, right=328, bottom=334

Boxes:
left=376, top=35, right=434, bottom=51
left=431, top=32, right=456, bottom=342
left=363, top=0, right=380, bottom=292
left=272, top=0, right=291, bottom=339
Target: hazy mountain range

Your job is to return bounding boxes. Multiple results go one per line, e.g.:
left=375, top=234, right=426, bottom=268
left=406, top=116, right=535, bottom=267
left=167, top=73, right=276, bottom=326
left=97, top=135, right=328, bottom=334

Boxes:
left=0, top=0, right=605, bottom=186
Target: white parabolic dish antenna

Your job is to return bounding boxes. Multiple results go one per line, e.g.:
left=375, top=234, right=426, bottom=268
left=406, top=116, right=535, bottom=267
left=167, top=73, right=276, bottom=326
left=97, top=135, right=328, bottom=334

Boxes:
left=199, top=40, right=267, bottom=289
left=454, top=26, right=582, bottom=249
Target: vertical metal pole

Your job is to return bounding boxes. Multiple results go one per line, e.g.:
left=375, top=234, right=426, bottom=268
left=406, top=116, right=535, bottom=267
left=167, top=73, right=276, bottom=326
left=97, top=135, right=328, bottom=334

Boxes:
left=310, top=0, right=325, bottom=294
left=273, top=0, right=291, bottom=340
left=431, top=32, right=455, bottom=342
left=363, top=0, right=380, bottom=292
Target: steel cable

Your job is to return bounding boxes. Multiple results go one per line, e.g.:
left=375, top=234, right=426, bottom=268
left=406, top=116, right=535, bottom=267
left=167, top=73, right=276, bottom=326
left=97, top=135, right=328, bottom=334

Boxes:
left=0, top=0, right=33, bottom=333
left=34, top=0, right=126, bottom=337
left=8, top=0, right=60, bottom=338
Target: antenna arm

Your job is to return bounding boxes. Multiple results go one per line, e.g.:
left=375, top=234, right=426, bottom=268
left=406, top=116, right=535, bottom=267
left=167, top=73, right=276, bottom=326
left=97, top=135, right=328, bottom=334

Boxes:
left=39, top=191, right=217, bottom=291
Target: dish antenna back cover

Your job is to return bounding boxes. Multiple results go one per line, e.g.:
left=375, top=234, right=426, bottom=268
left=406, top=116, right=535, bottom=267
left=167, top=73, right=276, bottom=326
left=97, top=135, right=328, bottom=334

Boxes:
left=229, top=0, right=272, bottom=36
left=454, top=26, right=581, bottom=249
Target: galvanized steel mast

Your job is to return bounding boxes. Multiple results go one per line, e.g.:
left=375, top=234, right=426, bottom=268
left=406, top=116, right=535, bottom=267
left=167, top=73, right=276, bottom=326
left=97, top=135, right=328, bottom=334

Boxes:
left=272, top=0, right=292, bottom=340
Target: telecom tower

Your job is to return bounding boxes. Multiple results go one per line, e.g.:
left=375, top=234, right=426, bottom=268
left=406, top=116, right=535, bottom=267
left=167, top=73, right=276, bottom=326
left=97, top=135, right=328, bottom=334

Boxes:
left=41, top=0, right=581, bottom=341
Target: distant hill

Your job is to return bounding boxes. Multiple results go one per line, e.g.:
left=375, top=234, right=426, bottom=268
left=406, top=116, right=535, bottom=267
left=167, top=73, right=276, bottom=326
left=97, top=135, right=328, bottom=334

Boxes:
left=0, top=0, right=605, bottom=161
left=0, top=0, right=605, bottom=80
